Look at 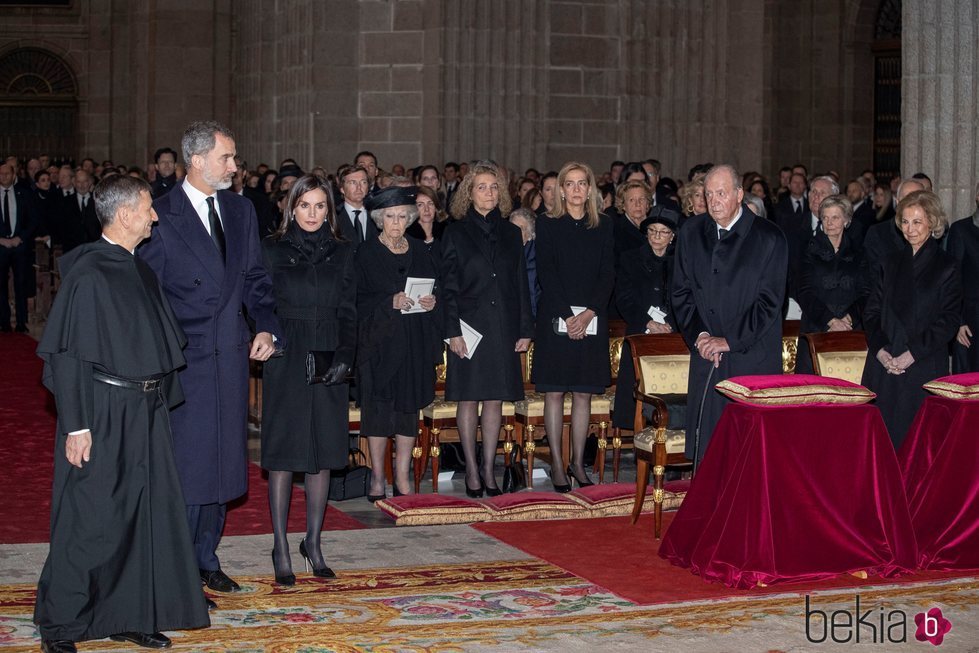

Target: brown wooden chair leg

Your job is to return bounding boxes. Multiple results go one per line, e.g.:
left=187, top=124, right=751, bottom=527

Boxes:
left=596, top=429, right=608, bottom=484
left=502, top=422, right=514, bottom=467
left=430, top=426, right=441, bottom=494
left=654, top=428, right=668, bottom=539
left=612, top=431, right=623, bottom=483
left=412, top=425, right=424, bottom=494
left=595, top=420, right=608, bottom=483
left=632, top=457, right=649, bottom=524
left=525, top=424, right=536, bottom=489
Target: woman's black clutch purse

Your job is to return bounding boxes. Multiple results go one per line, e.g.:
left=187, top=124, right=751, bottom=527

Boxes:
left=305, top=350, right=336, bottom=385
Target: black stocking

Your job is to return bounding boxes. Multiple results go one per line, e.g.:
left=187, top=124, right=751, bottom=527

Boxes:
left=479, top=400, right=502, bottom=489
left=569, top=392, right=592, bottom=478
left=268, top=470, right=294, bottom=575
left=303, top=469, right=331, bottom=569
left=456, top=400, right=481, bottom=490
left=543, top=392, right=569, bottom=486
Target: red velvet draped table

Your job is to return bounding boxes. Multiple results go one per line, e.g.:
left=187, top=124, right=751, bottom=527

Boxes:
left=659, top=403, right=917, bottom=589
left=900, top=395, right=979, bottom=571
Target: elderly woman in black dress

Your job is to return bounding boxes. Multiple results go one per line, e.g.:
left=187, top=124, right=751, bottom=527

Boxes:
left=612, top=207, right=679, bottom=433
left=862, top=190, right=962, bottom=448
left=355, top=186, right=441, bottom=500
left=533, top=162, right=615, bottom=491
left=796, top=194, right=868, bottom=373
left=442, top=161, right=534, bottom=497
left=261, top=174, right=356, bottom=585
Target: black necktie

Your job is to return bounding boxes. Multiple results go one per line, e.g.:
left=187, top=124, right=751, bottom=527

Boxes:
left=1, top=190, right=10, bottom=237
left=353, top=209, right=364, bottom=243
left=206, top=197, right=226, bottom=259
left=718, top=228, right=729, bottom=240
left=81, top=195, right=87, bottom=210
left=794, top=200, right=802, bottom=215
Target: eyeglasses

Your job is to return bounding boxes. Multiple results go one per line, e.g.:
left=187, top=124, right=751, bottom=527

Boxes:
left=647, top=229, right=673, bottom=237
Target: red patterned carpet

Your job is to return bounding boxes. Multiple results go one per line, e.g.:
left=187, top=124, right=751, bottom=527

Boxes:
left=476, top=513, right=975, bottom=606
left=0, top=333, right=361, bottom=544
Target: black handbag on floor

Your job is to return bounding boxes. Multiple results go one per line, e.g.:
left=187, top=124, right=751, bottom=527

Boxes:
left=329, top=450, right=370, bottom=501
left=501, top=444, right=527, bottom=493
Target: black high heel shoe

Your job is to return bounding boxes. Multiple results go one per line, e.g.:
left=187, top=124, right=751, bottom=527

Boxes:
left=481, top=472, right=503, bottom=497
left=299, top=538, right=337, bottom=579
left=367, top=492, right=386, bottom=503
left=271, top=552, right=295, bottom=587
left=465, top=477, right=484, bottom=498
left=567, top=465, right=594, bottom=488
left=550, top=468, right=572, bottom=493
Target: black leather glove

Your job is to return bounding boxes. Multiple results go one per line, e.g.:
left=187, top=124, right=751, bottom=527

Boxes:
left=324, top=362, right=350, bottom=386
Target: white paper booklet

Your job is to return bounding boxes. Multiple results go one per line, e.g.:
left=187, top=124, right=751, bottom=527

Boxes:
left=444, top=319, right=483, bottom=359
left=402, top=277, right=436, bottom=314
left=647, top=305, right=668, bottom=324
left=557, top=306, right=598, bottom=335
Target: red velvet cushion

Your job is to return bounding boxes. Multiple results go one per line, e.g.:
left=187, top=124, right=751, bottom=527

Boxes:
left=375, top=494, right=492, bottom=526
left=924, top=373, right=979, bottom=400
left=483, top=492, right=585, bottom=520
left=715, top=374, right=875, bottom=406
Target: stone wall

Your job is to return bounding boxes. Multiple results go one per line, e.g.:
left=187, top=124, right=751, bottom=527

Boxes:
left=902, top=0, right=979, bottom=220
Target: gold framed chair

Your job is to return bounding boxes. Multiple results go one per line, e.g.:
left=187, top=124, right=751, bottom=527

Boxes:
left=806, top=331, right=869, bottom=383
left=625, top=333, right=692, bottom=539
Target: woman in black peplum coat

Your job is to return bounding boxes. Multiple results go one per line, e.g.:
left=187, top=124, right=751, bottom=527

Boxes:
left=441, top=162, right=534, bottom=497
left=532, top=162, right=615, bottom=491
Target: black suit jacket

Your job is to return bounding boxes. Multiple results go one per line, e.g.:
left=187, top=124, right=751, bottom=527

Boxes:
left=55, top=193, right=101, bottom=252
left=337, top=205, right=379, bottom=245
left=1, top=184, right=38, bottom=243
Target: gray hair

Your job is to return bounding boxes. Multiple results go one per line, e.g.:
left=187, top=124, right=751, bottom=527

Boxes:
left=93, top=174, right=151, bottom=228
left=817, top=194, right=853, bottom=225
left=743, top=194, right=766, bottom=219
left=181, top=120, right=235, bottom=167
left=811, top=175, right=840, bottom=196
left=509, top=207, right=537, bottom=238
left=705, top=164, right=742, bottom=190
left=370, top=204, right=419, bottom=228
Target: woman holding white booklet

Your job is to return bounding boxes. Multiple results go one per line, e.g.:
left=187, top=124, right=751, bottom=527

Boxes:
left=355, top=186, right=442, bottom=501
left=533, top=162, right=615, bottom=492
left=442, top=161, right=534, bottom=498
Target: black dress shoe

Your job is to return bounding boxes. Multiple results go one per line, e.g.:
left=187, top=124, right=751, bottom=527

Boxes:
left=109, top=632, right=172, bottom=649
left=200, top=568, right=240, bottom=592
left=40, top=640, right=76, bottom=653
left=205, top=597, right=217, bottom=610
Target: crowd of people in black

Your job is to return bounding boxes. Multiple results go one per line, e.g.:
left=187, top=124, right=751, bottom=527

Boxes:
left=6, top=122, right=979, bottom=651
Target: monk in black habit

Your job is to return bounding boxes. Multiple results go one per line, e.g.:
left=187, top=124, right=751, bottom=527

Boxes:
left=34, top=176, right=209, bottom=653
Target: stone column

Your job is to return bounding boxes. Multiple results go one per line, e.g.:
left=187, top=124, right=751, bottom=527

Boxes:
left=902, top=0, right=979, bottom=220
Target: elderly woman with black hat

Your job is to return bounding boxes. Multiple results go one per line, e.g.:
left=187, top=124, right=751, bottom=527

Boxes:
left=612, top=206, right=679, bottom=433
left=355, top=186, right=442, bottom=501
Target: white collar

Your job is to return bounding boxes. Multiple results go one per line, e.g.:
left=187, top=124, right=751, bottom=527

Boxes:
left=181, top=177, right=218, bottom=211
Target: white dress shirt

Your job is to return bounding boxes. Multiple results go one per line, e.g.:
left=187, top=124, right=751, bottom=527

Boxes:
left=181, top=178, right=222, bottom=235
left=344, top=202, right=366, bottom=240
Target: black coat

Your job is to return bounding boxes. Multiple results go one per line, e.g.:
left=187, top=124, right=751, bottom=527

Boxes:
left=440, top=207, right=533, bottom=400
left=672, top=208, right=788, bottom=461
left=613, top=245, right=676, bottom=428
left=243, top=186, right=279, bottom=238
left=797, top=230, right=868, bottom=334
left=862, top=219, right=905, bottom=282
left=355, top=236, right=442, bottom=418
left=260, top=225, right=357, bottom=472
left=54, top=192, right=101, bottom=252
left=532, top=213, right=615, bottom=389
left=611, top=210, right=646, bottom=260
left=947, top=216, right=979, bottom=373
left=861, top=239, right=962, bottom=448
left=151, top=173, right=178, bottom=199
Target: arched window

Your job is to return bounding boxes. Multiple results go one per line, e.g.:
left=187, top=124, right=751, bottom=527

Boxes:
left=0, top=47, right=78, bottom=160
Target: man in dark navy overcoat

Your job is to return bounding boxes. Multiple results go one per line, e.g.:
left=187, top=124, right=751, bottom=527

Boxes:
left=140, top=120, right=283, bottom=595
